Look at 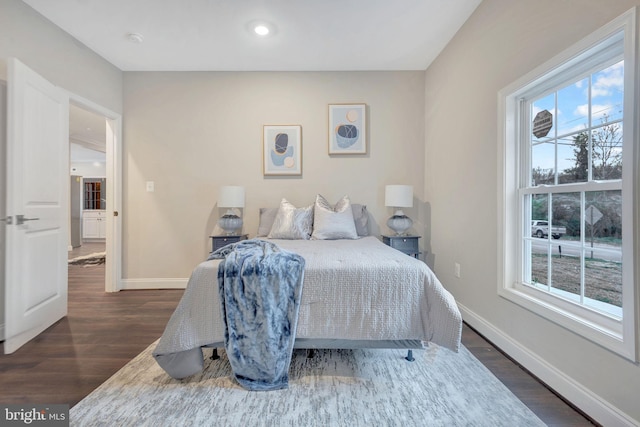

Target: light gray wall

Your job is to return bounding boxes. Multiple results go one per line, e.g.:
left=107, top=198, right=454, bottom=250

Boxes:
left=0, top=0, right=122, bottom=334
left=424, top=0, right=640, bottom=423
left=122, top=71, right=426, bottom=278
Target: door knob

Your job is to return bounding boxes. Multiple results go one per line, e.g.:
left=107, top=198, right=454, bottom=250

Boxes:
left=0, top=216, right=12, bottom=225
left=16, top=215, right=39, bottom=225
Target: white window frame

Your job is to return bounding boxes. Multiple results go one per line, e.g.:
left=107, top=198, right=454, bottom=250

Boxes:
left=498, top=8, right=638, bottom=361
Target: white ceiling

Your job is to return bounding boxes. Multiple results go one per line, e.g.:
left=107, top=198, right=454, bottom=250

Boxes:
left=70, top=142, right=105, bottom=163
left=69, top=103, right=106, bottom=163
left=22, top=0, right=481, bottom=72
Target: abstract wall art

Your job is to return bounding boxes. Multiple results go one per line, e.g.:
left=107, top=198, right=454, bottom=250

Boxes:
left=263, top=125, right=302, bottom=176
left=328, top=104, right=367, bottom=154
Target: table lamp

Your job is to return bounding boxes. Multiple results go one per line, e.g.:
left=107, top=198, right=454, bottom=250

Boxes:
left=218, top=186, right=245, bottom=235
left=385, top=185, right=413, bottom=235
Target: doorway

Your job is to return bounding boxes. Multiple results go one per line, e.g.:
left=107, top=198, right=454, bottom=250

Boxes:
left=68, top=104, right=107, bottom=270
left=67, top=96, right=121, bottom=293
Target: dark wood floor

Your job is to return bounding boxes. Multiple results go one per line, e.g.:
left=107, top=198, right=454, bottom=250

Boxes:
left=0, top=263, right=596, bottom=425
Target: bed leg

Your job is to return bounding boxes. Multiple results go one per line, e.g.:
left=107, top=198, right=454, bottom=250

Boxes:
left=210, top=348, right=220, bottom=360
left=405, top=349, right=415, bottom=362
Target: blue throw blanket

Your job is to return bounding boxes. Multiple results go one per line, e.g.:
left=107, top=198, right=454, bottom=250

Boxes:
left=208, top=239, right=305, bottom=391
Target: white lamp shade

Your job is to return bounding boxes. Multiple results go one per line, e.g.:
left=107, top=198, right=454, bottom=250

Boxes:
left=218, top=186, right=245, bottom=208
left=385, top=185, right=413, bottom=208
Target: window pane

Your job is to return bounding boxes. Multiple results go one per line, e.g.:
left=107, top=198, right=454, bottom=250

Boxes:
left=530, top=242, right=549, bottom=289
left=550, top=242, right=580, bottom=303
left=557, top=77, right=588, bottom=136
left=557, top=132, right=588, bottom=184
left=584, top=190, right=622, bottom=249
left=551, top=192, right=579, bottom=239
left=531, top=194, right=548, bottom=228
left=591, top=60, right=624, bottom=124
left=532, top=143, right=555, bottom=185
left=584, top=248, right=622, bottom=311
left=591, top=122, right=623, bottom=180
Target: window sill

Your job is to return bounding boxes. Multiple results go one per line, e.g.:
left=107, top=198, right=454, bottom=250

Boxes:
left=499, top=284, right=635, bottom=361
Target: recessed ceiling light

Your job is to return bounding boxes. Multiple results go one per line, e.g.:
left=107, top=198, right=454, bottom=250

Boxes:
left=126, top=32, right=144, bottom=44
left=246, top=20, right=276, bottom=38
left=254, top=25, right=270, bottom=36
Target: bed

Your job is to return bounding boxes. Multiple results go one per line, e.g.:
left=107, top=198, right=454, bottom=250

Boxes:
left=153, top=234, right=463, bottom=380
left=154, top=195, right=462, bottom=380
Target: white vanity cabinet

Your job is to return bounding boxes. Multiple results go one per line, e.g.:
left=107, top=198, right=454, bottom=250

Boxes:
left=82, top=210, right=106, bottom=239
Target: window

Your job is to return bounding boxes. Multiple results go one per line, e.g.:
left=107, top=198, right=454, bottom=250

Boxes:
left=83, top=178, right=106, bottom=210
left=498, top=10, right=637, bottom=360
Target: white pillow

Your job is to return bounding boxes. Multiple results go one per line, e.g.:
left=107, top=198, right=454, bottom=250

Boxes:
left=268, top=199, right=313, bottom=240
left=311, top=194, right=358, bottom=240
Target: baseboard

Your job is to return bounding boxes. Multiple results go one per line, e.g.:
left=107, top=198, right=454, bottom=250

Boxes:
left=459, top=303, right=638, bottom=427
left=0, top=322, right=4, bottom=341
left=119, top=278, right=188, bottom=290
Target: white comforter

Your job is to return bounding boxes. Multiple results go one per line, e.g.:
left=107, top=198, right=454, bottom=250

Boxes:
left=155, top=237, right=462, bottom=361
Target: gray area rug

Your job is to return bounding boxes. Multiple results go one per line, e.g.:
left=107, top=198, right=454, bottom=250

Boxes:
left=70, top=342, right=545, bottom=426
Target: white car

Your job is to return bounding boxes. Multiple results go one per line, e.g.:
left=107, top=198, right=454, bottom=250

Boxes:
left=531, top=220, right=566, bottom=239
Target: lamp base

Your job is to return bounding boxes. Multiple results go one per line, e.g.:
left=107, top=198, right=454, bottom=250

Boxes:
left=218, top=214, right=243, bottom=235
left=387, top=210, right=412, bottom=236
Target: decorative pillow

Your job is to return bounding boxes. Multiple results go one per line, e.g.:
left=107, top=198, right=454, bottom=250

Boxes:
left=351, top=204, right=369, bottom=236
left=258, top=200, right=368, bottom=237
left=267, top=199, right=313, bottom=239
left=311, top=194, right=358, bottom=240
left=256, top=207, right=279, bottom=237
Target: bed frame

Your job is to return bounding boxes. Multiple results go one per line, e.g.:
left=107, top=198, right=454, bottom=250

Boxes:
left=206, top=339, right=422, bottom=362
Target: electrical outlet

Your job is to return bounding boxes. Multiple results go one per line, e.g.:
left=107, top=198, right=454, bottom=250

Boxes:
left=454, top=262, right=461, bottom=278
left=146, top=181, right=155, bottom=192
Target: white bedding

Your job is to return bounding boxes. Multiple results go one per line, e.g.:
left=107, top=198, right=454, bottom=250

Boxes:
left=154, top=236, right=462, bottom=365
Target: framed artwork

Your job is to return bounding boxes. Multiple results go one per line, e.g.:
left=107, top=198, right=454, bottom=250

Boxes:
left=328, top=103, right=367, bottom=154
left=263, top=125, right=302, bottom=176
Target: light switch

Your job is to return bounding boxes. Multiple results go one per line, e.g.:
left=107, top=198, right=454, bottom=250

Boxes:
left=146, top=181, right=155, bottom=192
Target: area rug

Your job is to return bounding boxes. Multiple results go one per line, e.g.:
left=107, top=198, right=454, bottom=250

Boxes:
left=68, top=252, right=105, bottom=266
left=70, top=342, right=545, bottom=427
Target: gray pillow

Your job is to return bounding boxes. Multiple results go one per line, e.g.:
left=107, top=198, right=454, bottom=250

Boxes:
left=311, top=194, right=358, bottom=240
left=351, top=204, right=369, bottom=236
left=257, top=207, right=279, bottom=237
left=267, top=199, right=313, bottom=240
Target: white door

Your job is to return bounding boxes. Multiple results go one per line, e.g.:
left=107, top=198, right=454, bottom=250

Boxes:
left=4, top=58, right=69, bottom=354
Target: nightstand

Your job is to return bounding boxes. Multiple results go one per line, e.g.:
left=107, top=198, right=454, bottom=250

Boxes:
left=210, top=234, right=248, bottom=252
left=382, top=235, right=421, bottom=258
